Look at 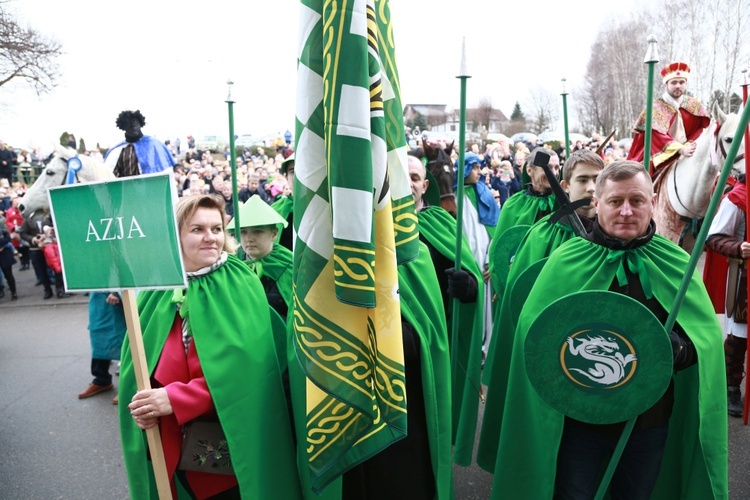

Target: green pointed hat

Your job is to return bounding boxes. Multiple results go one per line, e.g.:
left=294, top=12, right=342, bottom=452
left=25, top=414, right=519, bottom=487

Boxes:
left=280, top=153, right=295, bottom=175
left=228, top=195, right=288, bottom=232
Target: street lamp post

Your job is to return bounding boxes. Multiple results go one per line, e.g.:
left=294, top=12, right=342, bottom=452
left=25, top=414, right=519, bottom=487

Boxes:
left=226, top=79, right=240, bottom=243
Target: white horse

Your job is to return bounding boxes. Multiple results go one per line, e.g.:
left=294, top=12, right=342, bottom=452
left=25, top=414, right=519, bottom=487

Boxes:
left=20, top=145, right=113, bottom=217
left=653, top=102, right=745, bottom=253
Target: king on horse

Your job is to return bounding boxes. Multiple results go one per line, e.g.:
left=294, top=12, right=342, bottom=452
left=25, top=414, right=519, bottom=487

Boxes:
left=627, top=61, right=710, bottom=178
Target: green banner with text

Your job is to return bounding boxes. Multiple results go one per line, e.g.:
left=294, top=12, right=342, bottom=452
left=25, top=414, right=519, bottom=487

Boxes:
left=48, top=173, right=185, bottom=290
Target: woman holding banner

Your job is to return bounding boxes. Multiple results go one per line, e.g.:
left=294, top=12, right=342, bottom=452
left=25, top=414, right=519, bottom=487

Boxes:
left=118, top=194, right=301, bottom=499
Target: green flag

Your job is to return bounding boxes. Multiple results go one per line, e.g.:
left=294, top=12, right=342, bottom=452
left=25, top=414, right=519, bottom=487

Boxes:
left=293, top=0, right=417, bottom=492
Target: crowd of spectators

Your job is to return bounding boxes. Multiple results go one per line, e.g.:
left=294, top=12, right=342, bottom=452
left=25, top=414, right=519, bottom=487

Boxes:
left=405, top=127, right=632, bottom=209
left=0, top=135, right=295, bottom=304
left=0, top=128, right=629, bottom=304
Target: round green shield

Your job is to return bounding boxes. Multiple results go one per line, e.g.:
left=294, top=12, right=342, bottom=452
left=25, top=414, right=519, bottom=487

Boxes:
left=508, top=257, right=548, bottom=329
left=524, top=291, right=673, bottom=424
left=490, top=225, right=531, bottom=293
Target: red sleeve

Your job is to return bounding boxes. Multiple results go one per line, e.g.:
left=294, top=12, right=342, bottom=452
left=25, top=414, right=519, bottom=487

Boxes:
left=682, top=111, right=711, bottom=143
left=627, top=132, right=645, bottom=162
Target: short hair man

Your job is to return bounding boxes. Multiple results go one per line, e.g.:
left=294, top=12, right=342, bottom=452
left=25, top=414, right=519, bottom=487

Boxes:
left=494, top=147, right=560, bottom=238
left=626, top=62, right=710, bottom=177
left=490, top=160, right=727, bottom=498
left=407, top=153, right=485, bottom=465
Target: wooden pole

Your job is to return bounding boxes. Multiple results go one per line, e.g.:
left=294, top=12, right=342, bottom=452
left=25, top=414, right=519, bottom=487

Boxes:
left=121, top=289, right=172, bottom=499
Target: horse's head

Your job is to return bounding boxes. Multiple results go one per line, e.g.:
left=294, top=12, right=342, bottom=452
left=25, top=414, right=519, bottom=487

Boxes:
left=712, top=101, right=745, bottom=178
left=20, top=144, right=110, bottom=217
left=422, top=140, right=458, bottom=214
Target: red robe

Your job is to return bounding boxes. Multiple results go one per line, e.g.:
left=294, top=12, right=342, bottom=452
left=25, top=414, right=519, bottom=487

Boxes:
left=703, top=182, right=747, bottom=313
left=627, top=95, right=710, bottom=177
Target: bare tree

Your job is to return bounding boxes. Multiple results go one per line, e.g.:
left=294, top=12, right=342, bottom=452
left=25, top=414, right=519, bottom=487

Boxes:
left=576, top=0, right=750, bottom=140
left=525, top=86, right=559, bottom=135
left=0, top=1, right=62, bottom=94
left=577, top=17, right=648, bottom=138
left=474, top=97, right=494, bottom=131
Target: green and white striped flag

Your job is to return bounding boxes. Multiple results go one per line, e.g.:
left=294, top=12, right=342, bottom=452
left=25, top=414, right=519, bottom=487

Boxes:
left=292, top=0, right=418, bottom=492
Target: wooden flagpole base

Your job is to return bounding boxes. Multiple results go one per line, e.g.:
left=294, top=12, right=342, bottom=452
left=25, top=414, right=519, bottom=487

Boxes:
left=122, top=289, right=173, bottom=499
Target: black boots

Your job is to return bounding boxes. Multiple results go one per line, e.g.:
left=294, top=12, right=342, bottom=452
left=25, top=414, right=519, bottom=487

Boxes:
left=728, top=386, right=743, bottom=417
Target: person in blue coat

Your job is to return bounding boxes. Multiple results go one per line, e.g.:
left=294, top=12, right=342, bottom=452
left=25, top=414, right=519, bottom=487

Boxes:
left=104, top=110, right=175, bottom=177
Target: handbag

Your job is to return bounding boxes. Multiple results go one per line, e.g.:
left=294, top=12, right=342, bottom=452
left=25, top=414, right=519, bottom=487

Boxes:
left=177, top=418, right=234, bottom=475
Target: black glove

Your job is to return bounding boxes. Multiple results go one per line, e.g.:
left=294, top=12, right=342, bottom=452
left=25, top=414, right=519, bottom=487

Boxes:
left=668, top=329, right=697, bottom=371
left=445, top=268, right=478, bottom=303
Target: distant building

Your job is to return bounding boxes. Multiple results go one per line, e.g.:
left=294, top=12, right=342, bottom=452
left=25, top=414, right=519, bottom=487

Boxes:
left=403, top=104, right=508, bottom=135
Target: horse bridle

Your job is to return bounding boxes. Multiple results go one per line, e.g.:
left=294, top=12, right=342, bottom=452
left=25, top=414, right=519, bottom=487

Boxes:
left=715, top=123, right=746, bottom=172
left=671, top=122, right=745, bottom=219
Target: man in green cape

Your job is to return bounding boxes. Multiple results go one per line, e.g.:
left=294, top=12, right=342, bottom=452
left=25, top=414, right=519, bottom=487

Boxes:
left=409, top=154, right=485, bottom=466
left=342, top=241, right=454, bottom=499
left=271, top=154, right=295, bottom=251
left=487, top=147, right=560, bottom=344
left=490, top=161, right=727, bottom=498
left=492, top=147, right=560, bottom=239
left=118, top=255, right=301, bottom=499
left=477, top=150, right=603, bottom=471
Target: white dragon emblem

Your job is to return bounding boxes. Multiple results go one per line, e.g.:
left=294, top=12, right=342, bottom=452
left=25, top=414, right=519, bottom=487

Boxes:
left=566, top=335, right=637, bottom=386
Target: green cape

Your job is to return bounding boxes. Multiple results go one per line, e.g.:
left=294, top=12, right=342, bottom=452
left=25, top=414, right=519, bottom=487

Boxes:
left=250, top=243, right=294, bottom=312
left=493, top=189, right=558, bottom=240
left=249, top=243, right=294, bottom=370
left=490, top=236, right=727, bottom=499
left=418, top=206, right=485, bottom=466
left=271, top=195, right=294, bottom=245
left=397, top=241, right=455, bottom=498
left=488, top=190, right=557, bottom=315
left=118, top=255, right=302, bottom=499
left=478, top=213, right=576, bottom=471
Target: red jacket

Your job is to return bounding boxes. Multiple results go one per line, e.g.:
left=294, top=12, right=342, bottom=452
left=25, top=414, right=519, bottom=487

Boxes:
left=153, top=316, right=238, bottom=499
left=42, top=242, right=62, bottom=273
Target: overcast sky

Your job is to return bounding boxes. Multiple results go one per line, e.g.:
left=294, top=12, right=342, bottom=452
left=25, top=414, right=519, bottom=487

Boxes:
left=1, top=0, right=644, bottom=152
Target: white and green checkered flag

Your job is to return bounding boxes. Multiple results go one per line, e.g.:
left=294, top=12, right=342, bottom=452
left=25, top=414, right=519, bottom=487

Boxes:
left=292, top=0, right=417, bottom=492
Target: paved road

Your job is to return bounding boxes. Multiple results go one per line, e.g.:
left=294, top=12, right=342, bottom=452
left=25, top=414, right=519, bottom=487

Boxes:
left=1, top=264, right=748, bottom=498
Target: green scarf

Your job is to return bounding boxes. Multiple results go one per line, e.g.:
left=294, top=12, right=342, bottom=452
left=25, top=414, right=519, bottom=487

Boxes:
left=490, top=236, right=727, bottom=499
left=246, top=243, right=294, bottom=371
left=397, top=241, right=455, bottom=499
left=478, top=213, right=576, bottom=470
left=118, top=255, right=301, bottom=499
left=417, top=206, right=485, bottom=466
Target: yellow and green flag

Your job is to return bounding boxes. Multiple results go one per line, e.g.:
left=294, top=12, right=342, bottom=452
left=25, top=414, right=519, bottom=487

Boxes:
left=292, top=0, right=418, bottom=492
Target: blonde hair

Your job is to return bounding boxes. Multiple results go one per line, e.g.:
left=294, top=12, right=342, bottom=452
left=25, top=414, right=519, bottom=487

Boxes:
left=175, top=194, right=238, bottom=254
